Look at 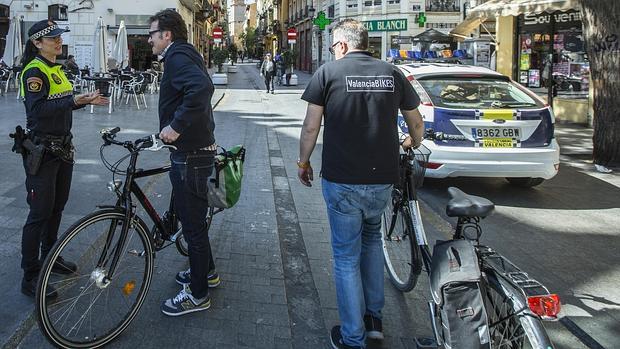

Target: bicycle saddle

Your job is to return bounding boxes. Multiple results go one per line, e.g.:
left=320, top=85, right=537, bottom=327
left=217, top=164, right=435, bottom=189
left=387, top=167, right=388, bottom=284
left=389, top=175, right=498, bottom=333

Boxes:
left=446, top=187, right=495, bottom=218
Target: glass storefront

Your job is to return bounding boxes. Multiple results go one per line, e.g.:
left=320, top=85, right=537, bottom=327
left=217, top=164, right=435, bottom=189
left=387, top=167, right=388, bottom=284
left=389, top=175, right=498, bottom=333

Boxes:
left=368, top=36, right=382, bottom=59
left=516, top=10, right=588, bottom=99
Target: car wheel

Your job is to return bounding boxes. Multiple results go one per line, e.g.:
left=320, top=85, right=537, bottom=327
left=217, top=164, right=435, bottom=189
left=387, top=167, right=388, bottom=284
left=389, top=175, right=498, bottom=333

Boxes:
left=505, top=177, right=545, bottom=188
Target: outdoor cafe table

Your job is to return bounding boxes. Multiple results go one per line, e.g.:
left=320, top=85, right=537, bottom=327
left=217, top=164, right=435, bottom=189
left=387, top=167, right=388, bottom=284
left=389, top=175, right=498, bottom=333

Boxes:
left=83, top=76, right=115, bottom=114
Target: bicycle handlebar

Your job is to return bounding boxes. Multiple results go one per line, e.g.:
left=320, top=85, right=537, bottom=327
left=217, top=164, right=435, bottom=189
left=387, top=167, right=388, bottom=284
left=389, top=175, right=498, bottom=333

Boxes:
left=100, top=127, right=177, bottom=151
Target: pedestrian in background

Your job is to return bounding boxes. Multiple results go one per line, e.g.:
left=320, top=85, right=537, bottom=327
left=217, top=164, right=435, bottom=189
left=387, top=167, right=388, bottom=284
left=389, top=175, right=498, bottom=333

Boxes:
left=297, top=19, right=424, bottom=349
left=148, top=9, right=220, bottom=316
left=63, top=54, right=79, bottom=75
left=17, top=19, right=108, bottom=299
left=260, top=53, right=275, bottom=94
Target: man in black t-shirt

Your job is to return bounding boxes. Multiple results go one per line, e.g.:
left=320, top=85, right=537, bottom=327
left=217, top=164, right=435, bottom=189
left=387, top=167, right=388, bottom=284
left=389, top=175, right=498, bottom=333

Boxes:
left=297, top=19, right=424, bottom=349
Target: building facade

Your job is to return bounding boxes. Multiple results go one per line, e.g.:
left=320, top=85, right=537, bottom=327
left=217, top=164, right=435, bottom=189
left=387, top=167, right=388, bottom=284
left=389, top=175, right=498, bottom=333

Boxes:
left=227, top=0, right=246, bottom=48
left=0, top=0, right=222, bottom=70
left=278, top=0, right=464, bottom=72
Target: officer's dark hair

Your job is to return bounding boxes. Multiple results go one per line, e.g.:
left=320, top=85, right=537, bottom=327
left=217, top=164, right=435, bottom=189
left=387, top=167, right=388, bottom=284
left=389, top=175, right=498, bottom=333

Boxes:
left=148, top=9, right=188, bottom=42
left=20, top=41, right=40, bottom=67
left=332, top=19, right=368, bottom=50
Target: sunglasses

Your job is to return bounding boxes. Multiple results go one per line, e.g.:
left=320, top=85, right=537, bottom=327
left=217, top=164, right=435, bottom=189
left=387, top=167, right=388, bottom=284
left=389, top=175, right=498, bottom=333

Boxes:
left=329, top=41, right=341, bottom=55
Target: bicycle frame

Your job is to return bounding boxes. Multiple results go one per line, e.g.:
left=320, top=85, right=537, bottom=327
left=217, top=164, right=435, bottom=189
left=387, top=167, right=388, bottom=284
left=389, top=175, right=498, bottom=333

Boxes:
left=98, top=146, right=172, bottom=280
left=395, top=150, right=433, bottom=272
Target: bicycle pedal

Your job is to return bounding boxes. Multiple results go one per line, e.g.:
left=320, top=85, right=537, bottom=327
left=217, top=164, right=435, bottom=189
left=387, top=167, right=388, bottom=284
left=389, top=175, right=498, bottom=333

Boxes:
left=414, top=337, right=438, bottom=348
left=170, top=229, right=183, bottom=242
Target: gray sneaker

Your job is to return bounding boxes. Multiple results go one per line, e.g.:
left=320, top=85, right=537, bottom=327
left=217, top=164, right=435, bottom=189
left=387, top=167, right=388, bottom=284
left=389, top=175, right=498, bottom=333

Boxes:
left=161, top=285, right=211, bottom=316
left=175, top=268, right=220, bottom=288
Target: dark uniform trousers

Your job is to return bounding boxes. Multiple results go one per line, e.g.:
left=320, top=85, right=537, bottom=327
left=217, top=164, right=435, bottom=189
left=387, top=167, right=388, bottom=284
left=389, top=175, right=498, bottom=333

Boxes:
left=21, top=152, right=73, bottom=281
left=169, top=150, right=216, bottom=299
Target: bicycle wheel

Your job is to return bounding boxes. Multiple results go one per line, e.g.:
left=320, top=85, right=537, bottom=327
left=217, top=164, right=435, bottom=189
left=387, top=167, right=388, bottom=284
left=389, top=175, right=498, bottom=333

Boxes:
left=37, top=209, right=154, bottom=349
left=484, top=271, right=553, bottom=349
left=175, top=206, right=214, bottom=257
left=381, top=190, right=422, bottom=292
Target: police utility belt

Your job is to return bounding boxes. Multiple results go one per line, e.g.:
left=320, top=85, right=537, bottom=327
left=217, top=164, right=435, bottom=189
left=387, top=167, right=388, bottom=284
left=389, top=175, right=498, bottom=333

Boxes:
left=9, top=126, right=74, bottom=176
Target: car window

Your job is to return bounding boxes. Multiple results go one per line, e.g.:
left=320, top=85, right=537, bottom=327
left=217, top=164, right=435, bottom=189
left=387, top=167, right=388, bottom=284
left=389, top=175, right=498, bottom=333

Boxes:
left=418, top=77, right=543, bottom=109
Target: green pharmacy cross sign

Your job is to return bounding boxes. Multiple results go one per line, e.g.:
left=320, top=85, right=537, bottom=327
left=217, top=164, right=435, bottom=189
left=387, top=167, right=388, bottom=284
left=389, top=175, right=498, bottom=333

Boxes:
left=313, top=11, right=332, bottom=30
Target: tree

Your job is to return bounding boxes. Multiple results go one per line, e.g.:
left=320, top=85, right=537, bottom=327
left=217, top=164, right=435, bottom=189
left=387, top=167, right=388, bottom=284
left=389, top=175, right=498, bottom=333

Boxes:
left=281, top=48, right=299, bottom=71
left=580, top=1, right=620, bottom=167
left=241, top=26, right=257, bottom=58
left=211, top=46, right=229, bottom=73
left=228, top=43, right=238, bottom=65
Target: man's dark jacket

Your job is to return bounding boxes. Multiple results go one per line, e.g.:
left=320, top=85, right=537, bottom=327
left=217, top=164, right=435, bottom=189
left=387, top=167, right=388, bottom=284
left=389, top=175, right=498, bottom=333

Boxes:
left=159, top=40, right=215, bottom=151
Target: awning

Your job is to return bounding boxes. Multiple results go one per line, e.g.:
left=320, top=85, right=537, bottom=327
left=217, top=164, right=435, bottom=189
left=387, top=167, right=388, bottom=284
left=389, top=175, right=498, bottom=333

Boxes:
left=412, top=29, right=454, bottom=43
left=451, top=0, right=579, bottom=38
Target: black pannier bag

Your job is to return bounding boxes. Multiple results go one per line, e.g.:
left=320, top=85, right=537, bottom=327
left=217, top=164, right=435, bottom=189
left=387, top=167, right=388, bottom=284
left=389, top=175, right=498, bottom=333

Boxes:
left=430, top=239, right=491, bottom=349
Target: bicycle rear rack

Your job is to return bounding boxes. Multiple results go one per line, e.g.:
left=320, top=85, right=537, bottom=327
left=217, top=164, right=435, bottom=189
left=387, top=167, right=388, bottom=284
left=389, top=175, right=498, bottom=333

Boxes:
left=478, top=245, right=550, bottom=297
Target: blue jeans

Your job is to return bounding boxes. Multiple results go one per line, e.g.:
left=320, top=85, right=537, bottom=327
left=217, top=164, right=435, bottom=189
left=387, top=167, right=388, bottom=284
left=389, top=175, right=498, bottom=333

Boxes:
left=170, top=150, right=216, bottom=299
left=322, top=178, right=392, bottom=348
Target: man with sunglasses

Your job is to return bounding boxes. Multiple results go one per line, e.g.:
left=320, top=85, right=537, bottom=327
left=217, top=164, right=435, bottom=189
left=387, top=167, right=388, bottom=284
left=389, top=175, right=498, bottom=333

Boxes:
left=297, top=19, right=424, bottom=349
left=148, top=9, right=220, bottom=316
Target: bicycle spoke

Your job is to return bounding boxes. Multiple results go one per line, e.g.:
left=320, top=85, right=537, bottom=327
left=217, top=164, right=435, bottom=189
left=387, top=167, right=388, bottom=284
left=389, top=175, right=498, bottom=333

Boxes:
left=38, top=211, right=153, bottom=348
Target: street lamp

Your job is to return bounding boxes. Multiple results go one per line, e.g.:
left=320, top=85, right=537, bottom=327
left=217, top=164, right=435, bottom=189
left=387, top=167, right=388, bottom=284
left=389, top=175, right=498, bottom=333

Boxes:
left=308, top=7, right=316, bottom=19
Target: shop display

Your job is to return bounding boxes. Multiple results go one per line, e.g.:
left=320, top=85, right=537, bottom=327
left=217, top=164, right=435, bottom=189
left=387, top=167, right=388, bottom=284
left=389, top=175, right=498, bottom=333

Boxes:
left=519, top=71, right=529, bottom=84
left=528, top=69, right=541, bottom=87
left=520, top=54, right=531, bottom=70
left=516, top=10, right=587, bottom=95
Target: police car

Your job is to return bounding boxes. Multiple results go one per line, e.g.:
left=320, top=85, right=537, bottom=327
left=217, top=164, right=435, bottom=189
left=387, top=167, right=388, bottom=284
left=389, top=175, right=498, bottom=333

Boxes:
left=398, top=63, right=560, bottom=187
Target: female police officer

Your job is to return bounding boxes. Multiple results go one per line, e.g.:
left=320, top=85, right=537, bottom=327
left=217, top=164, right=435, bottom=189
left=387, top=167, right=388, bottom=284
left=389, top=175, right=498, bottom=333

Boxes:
left=19, top=20, right=108, bottom=298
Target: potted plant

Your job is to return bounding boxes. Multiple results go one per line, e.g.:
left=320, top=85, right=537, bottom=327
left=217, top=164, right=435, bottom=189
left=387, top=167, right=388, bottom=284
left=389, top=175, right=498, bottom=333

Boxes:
left=281, top=48, right=299, bottom=86
left=212, top=46, right=229, bottom=73
left=211, top=46, right=229, bottom=85
left=227, top=43, right=238, bottom=73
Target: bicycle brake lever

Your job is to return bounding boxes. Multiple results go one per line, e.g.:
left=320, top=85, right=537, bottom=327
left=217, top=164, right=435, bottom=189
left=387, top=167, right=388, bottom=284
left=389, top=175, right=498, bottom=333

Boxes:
left=144, top=134, right=178, bottom=152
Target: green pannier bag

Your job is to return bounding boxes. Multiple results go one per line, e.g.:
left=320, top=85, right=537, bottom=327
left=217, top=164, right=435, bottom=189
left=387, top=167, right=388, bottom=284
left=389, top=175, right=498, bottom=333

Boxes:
left=207, top=145, right=246, bottom=208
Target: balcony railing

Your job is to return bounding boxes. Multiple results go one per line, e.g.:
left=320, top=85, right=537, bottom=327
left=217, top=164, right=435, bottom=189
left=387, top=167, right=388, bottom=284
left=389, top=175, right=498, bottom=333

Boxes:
left=425, top=0, right=460, bottom=12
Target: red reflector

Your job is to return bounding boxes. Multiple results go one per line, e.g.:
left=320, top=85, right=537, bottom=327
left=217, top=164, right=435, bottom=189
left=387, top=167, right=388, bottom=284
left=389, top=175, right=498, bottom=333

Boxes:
left=406, top=75, right=415, bottom=81
left=421, top=102, right=434, bottom=107
left=422, top=162, right=443, bottom=170
left=528, top=294, right=561, bottom=319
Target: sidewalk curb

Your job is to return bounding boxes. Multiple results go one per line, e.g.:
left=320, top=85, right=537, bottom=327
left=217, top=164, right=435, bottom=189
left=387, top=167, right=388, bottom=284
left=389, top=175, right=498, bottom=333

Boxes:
left=213, top=91, right=225, bottom=110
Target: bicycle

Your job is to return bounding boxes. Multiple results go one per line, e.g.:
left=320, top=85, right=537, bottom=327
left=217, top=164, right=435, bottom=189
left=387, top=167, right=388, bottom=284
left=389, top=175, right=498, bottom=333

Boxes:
left=35, top=127, right=222, bottom=348
left=381, top=130, right=561, bottom=348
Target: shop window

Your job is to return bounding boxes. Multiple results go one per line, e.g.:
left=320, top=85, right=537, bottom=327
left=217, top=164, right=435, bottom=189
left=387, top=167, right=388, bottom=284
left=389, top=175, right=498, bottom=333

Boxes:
left=0, top=8, right=8, bottom=60
left=328, top=5, right=335, bottom=18
left=0, top=5, right=9, bottom=18
left=364, top=0, right=382, bottom=7
left=516, top=11, right=588, bottom=97
left=49, top=4, right=68, bottom=21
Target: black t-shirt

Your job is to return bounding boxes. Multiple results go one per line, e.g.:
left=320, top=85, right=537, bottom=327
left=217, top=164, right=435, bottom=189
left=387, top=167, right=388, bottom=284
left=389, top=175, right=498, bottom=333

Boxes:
left=301, top=51, right=420, bottom=184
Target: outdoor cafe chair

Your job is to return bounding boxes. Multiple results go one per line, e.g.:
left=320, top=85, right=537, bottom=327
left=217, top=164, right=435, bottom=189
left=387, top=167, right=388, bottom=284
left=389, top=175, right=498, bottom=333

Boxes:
left=123, top=73, right=148, bottom=109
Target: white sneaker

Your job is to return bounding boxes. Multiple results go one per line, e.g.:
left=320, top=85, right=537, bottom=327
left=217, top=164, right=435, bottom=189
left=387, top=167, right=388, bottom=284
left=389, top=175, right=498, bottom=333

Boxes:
left=595, top=164, right=612, bottom=173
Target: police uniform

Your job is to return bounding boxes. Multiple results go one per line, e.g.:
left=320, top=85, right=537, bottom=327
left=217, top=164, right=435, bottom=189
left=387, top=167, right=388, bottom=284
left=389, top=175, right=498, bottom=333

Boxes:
left=19, top=21, right=80, bottom=297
